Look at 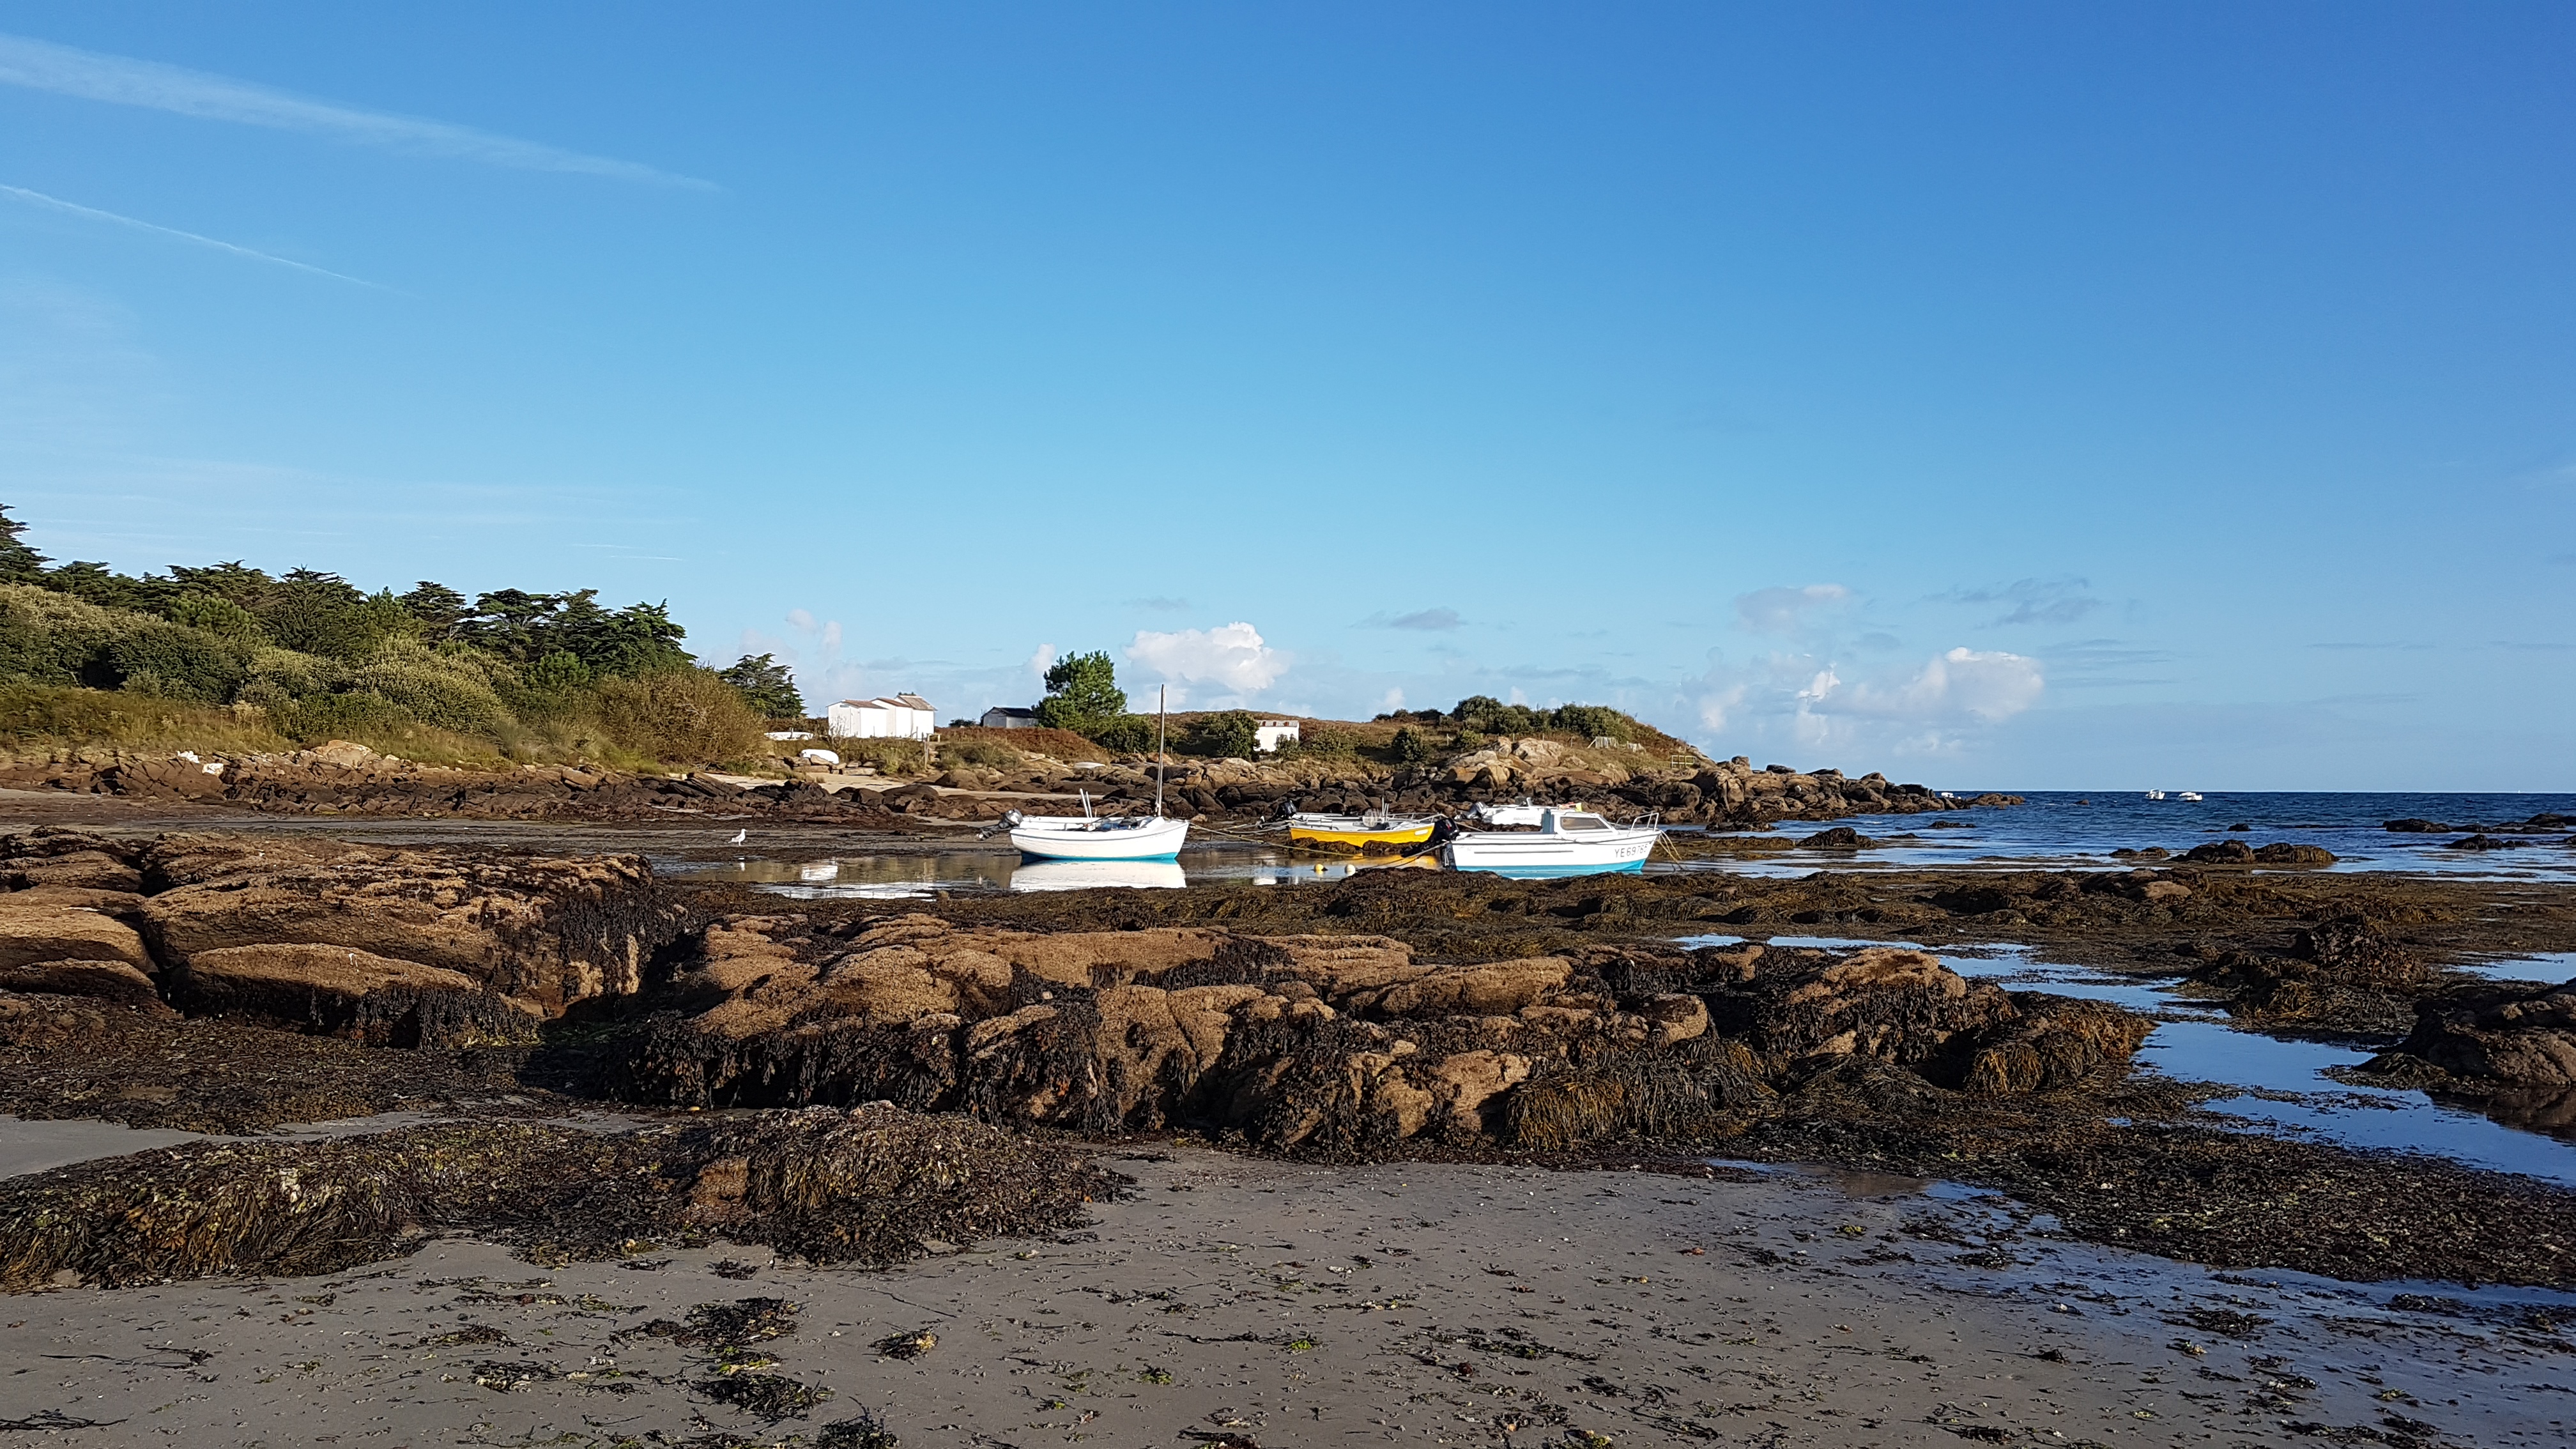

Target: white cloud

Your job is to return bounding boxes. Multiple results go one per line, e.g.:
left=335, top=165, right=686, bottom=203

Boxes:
left=1841, top=647, right=2044, bottom=723
left=1377, top=687, right=1406, bottom=713
left=1735, top=583, right=1852, bottom=637
left=1127, top=621, right=1287, bottom=697
left=0, top=31, right=709, bottom=187
left=1026, top=643, right=1056, bottom=680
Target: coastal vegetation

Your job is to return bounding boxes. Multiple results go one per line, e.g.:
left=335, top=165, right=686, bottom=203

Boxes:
left=0, top=505, right=774, bottom=769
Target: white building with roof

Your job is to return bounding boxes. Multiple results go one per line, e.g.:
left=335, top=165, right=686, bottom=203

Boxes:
left=1255, top=719, right=1302, bottom=753
left=827, top=693, right=936, bottom=740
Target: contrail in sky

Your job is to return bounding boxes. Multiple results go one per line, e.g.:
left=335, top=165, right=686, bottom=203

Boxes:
left=0, top=31, right=712, bottom=188
left=0, top=183, right=383, bottom=287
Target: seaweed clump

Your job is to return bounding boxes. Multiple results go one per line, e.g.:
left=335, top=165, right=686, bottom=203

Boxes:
left=0, top=1105, right=1121, bottom=1291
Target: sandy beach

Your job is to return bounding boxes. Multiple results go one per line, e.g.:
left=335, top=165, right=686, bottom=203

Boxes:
left=3, top=1140, right=2565, bottom=1448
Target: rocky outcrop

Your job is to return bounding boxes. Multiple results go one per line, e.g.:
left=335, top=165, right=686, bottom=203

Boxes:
left=604, top=919, right=2150, bottom=1156
left=0, top=746, right=933, bottom=825
left=2180, top=840, right=2336, bottom=866
left=2188, top=914, right=2428, bottom=1031
left=2372, top=979, right=2576, bottom=1088
left=167, top=944, right=544, bottom=1048
left=0, top=829, right=693, bottom=1043
left=135, top=834, right=691, bottom=1016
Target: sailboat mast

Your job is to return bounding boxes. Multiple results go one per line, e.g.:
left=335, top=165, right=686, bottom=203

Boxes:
left=1154, top=685, right=1167, bottom=818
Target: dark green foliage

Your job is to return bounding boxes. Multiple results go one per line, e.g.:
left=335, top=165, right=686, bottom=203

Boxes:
left=397, top=581, right=470, bottom=640
left=456, top=588, right=691, bottom=676
left=719, top=652, right=806, bottom=721
left=0, top=505, right=46, bottom=584
left=272, top=690, right=417, bottom=742
left=1089, top=714, right=1156, bottom=754
left=1183, top=709, right=1260, bottom=758
left=1424, top=695, right=1641, bottom=741
left=1033, top=650, right=1128, bottom=736
left=167, top=592, right=264, bottom=641
left=1392, top=724, right=1439, bottom=763
left=91, top=620, right=250, bottom=702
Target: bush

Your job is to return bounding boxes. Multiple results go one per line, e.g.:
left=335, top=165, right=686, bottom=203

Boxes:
left=338, top=640, right=512, bottom=733
left=834, top=737, right=930, bottom=776
left=272, top=690, right=419, bottom=742
left=937, top=735, right=1023, bottom=769
left=590, top=667, right=765, bottom=767
left=1392, top=725, right=1439, bottom=764
left=0, top=584, right=122, bottom=686
left=95, top=620, right=251, bottom=702
left=1181, top=710, right=1259, bottom=758
left=0, top=682, right=290, bottom=753
left=1089, top=714, right=1156, bottom=755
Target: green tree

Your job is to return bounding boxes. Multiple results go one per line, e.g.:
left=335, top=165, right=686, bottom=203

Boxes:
left=1392, top=724, right=1439, bottom=763
left=1184, top=710, right=1259, bottom=758
left=1033, top=650, right=1129, bottom=735
left=0, top=505, right=47, bottom=584
left=719, top=652, right=806, bottom=721
left=398, top=581, right=471, bottom=640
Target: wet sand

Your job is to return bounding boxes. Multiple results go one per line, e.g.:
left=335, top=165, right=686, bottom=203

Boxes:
left=3, top=1146, right=2565, bottom=1447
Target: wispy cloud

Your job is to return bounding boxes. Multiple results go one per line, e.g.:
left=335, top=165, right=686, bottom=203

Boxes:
left=1123, top=595, right=1191, bottom=611
left=2, top=183, right=380, bottom=286
left=0, top=31, right=710, bottom=188
left=1361, top=606, right=1464, bottom=631
left=1936, top=576, right=2103, bottom=627
left=1735, top=583, right=1851, bottom=638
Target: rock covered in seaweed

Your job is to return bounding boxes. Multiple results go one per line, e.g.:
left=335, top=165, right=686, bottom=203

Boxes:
left=0, top=1105, right=1119, bottom=1291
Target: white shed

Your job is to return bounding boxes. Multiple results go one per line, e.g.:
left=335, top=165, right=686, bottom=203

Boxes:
left=1255, top=719, right=1302, bottom=753
left=827, top=693, right=936, bottom=740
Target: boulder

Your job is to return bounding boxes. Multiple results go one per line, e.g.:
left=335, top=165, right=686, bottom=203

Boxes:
left=2182, top=840, right=2255, bottom=864
left=0, top=958, right=169, bottom=1012
left=2375, top=980, right=2576, bottom=1088
left=1700, top=946, right=2016, bottom=1076
left=0, top=898, right=151, bottom=972
left=1795, top=827, right=1878, bottom=850
left=137, top=835, right=689, bottom=1016
left=2253, top=843, right=2336, bottom=866
left=170, top=942, right=543, bottom=1048
left=0, top=828, right=147, bottom=893
left=1954, top=995, right=2153, bottom=1094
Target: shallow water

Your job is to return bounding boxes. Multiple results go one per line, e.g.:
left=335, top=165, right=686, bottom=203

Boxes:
left=1679, top=788, right=2576, bottom=880
left=668, top=843, right=1425, bottom=898
left=1682, top=932, right=2576, bottom=1186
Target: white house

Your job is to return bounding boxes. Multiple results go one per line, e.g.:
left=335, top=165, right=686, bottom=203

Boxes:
left=827, top=694, right=936, bottom=740
left=1255, top=719, right=1302, bottom=753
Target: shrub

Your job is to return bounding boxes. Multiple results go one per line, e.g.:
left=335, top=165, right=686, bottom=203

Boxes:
left=1089, top=714, right=1156, bottom=755
left=168, top=591, right=266, bottom=643
left=937, top=735, right=1023, bottom=769
left=1392, top=725, right=1439, bottom=763
left=834, top=737, right=930, bottom=776
left=95, top=620, right=251, bottom=702
left=341, top=639, right=512, bottom=733
left=0, top=583, right=122, bottom=686
left=0, top=682, right=291, bottom=753
left=272, top=690, right=419, bottom=743
left=1181, top=710, right=1259, bottom=758
left=590, top=667, right=765, bottom=766
left=233, top=646, right=346, bottom=710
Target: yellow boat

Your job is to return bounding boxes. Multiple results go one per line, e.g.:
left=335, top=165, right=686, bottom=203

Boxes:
left=1286, top=811, right=1439, bottom=850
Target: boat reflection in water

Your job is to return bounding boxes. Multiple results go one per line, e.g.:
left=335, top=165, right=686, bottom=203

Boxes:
left=1008, top=858, right=1189, bottom=893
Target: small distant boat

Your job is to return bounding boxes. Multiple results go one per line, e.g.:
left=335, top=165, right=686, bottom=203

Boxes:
left=1287, top=811, right=1439, bottom=850
left=2143, top=790, right=2165, bottom=801
left=2177, top=791, right=2204, bottom=802
left=1446, top=807, right=1659, bottom=878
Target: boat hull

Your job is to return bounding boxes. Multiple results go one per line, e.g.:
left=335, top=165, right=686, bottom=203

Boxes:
left=1287, top=814, right=1437, bottom=849
left=1010, top=859, right=1188, bottom=891
left=1444, top=828, right=1657, bottom=877
left=1008, top=815, right=1191, bottom=862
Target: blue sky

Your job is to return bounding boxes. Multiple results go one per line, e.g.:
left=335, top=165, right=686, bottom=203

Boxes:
left=3, top=3, right=2570, bottom=790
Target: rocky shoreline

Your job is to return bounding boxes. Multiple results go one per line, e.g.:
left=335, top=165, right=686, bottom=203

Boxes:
left=3, top=822, right=2574, bottom=1297
left=0, top=738, right=2019, bottom=827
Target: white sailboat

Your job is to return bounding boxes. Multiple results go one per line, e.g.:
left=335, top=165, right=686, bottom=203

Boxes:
left=2143, top=790, right=2166, bottom=801
left=1445, top=807, right=1659, bottom=877
left=1004, top=687, right=1192, bottom=862
left=2177, top=791, right=2204, bottom=802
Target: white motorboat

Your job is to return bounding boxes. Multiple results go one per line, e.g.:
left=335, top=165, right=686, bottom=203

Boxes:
left=2177, top=791, right=2204, bottom=802
left=1009, top=858, right=1188, bottom=892
left=2143, top=790, right=2165, bottom=801
left=1445, top=807, right=1659, bottom=877
left=1006, top=687, right=1190, bottom=862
